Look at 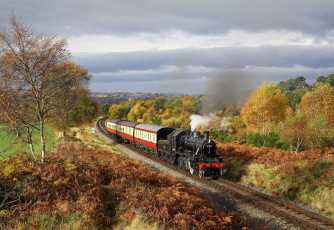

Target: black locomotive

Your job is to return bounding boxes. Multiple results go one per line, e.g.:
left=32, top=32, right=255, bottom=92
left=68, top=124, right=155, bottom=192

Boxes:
left=106, top=118, right=227, bottom=179
left=158, top=129, right=227, bottom=178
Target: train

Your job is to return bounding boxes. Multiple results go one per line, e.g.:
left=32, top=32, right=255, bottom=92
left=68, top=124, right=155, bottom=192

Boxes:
left=106, top=118, right=227, bottom=179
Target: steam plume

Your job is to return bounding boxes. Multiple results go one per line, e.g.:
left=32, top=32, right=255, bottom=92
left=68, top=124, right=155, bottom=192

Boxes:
left=190, top=113, right=215, bottom=131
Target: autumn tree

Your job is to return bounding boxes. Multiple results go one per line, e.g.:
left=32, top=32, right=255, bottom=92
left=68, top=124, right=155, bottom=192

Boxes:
left=279, top=113, right=308, bottom=153
left=241, top=83, right=291, bottom=133
left=297, top=83, right=334, bottom=149
left=181, top=96, right=194, bottom=111
left=48, top=62, right=91, bottom=138
left=109, top=104, right=125, bottom=119
left=165, top=96, right=182, bottom=109
left=298, top=83, right=334, bottom=127
left=71, top=95, right=100, bottom=129
left=127, top=103, right=146, bottom=122
left=0, top=15, right=74, bottom=161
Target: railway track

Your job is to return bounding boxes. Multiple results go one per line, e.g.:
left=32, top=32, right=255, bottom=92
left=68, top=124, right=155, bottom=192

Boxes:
left=96, top=117, right=334, bottom=230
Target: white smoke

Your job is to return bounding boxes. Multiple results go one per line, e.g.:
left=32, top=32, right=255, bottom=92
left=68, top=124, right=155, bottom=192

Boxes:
left=190, top=113, right=216, bottom=131
left=220, top=117, right=228, bottom=131
left=190, top=114, right=230, bottom=132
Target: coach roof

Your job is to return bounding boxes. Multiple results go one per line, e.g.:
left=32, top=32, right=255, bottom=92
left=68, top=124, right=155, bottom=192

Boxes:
left=118, top=120, right=139, bottom=127
left=135, top=123, right=174, bottom=132
left=108, top=118, right=122, bottom=123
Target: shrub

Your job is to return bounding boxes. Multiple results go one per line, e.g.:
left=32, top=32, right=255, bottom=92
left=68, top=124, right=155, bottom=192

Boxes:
left=247, top=132, right=289, bottom=150
left=216, top=134, right=237, bottom=143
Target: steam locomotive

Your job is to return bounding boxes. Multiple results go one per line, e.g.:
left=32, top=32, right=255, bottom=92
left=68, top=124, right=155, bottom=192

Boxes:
left=106, top=118, right=227, bottom=179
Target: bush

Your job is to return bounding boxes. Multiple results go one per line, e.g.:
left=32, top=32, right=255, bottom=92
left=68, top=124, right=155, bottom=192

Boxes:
left=216, top=134, right=237, bottom=143
left=247, top=132, right=289, bottom=150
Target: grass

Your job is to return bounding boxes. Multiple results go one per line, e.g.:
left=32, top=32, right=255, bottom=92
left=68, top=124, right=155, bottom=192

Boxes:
left=238, top=161, right=334, bottom=219
left=68, top=126, right=125, bottom=154
left=0, top=124, right=57, bottom=159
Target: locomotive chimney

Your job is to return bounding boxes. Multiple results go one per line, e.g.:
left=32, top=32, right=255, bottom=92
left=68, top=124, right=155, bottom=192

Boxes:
left=203, top=131, right=209, bottom=139
left=193, top=131, right=200, bottom=137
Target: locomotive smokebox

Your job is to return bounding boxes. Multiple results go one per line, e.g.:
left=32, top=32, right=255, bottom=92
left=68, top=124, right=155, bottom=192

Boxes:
left=192, top=131, right=200, bottom=137
left=203, top=131, right=209, bottom=139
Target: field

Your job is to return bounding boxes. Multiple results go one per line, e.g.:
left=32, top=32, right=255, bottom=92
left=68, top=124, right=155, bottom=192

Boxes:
left=217, top=143, right=334, bottom=219
left=0, top=125, right=57, bottom=159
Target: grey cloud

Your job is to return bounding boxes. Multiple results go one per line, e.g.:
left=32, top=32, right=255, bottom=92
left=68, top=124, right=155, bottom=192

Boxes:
left=74, top=45, right=334, bottom=74
left=2, top=0, right=334, bottom=37
left=73, top=45, right=334, bottom=93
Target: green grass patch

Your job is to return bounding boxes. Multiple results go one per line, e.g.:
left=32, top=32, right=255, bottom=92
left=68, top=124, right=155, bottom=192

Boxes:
left=3, top=211, right=96, bottom=230
left=0, top=124, right=56, bottom=159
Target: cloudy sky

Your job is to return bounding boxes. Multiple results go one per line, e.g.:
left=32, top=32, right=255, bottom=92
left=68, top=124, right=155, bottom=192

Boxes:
left=2, top=0, right=334, bottom=94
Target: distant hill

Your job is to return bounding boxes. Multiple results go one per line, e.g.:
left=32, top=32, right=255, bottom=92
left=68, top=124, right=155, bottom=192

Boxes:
left=91, top=92, right=200, bottom=105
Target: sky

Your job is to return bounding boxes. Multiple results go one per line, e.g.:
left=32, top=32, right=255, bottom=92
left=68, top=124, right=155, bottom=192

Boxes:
left=2, top=0, right=334, bottom=94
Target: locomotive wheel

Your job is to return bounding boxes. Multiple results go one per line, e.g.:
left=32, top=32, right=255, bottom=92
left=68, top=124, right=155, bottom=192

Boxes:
left=178, top=157, right=185, bottom=170
left=199, top=165, right=206, bottom=178
left=188, top=162, right=194, bottom=174
left=169, top=156, right=176, bottom=165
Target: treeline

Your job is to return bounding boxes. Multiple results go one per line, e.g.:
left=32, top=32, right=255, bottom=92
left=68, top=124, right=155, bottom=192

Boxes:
left=105, top=96, right=203, bottom=129
left=105, top=75, right=334, bottom=152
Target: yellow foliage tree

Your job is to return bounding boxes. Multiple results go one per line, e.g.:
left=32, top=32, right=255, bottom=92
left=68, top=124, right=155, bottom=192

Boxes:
left=298, top=83, right=334, bottom=127
left=127, top=103, right=146, bottom=122
left=241, top=83, right=291, bottom=133
left=109, top=105, right=124, bottom=119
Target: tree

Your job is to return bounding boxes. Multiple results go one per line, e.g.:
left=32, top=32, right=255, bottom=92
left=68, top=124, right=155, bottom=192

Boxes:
left=279, top=114, right=308, bottom=153
left=0, top=15, right=70, bottom=162
left=298, top=83, right=334, bottom=127
left=324, top=74, right=334, bottom=87
left=154, top=96, right=167, bottom=111
left=284, top=89, right=306, bottom=111
left=241, top=83, right=291, bottom=133
left=277, top=76, right=309, bottom=92
left=316, top=75, right=326, bottom=83
left=165, top=96, right=182, bottom=109
left=304, top=116, right=334, bottom=149
left=101, top=104, right=111, bottom=115
left=109, top=104, right=125, bottom=119
left=127, top=103, right=146, bottom=122
left=181, top=96, right=194, bottom=111
left=48, top=62, right=91, bottom=138
left=315, top=74, right=334, bottom=87
left=71, top=96, right=100, bottom=129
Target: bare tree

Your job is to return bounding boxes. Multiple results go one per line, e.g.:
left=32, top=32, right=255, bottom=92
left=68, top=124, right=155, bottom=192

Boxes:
left=0, top=15, right=70, bottom=162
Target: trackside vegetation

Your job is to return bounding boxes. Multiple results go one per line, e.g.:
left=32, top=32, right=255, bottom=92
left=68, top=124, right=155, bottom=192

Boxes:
left=217, top=143, right=334, bottom=219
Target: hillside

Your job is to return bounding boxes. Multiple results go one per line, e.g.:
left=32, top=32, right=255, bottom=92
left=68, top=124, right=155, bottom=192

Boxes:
left=0, top=128, right=251, bottom=229
left=0, top=125, right=56, bottom=159
left=217, top=143, right=334, bottom=219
